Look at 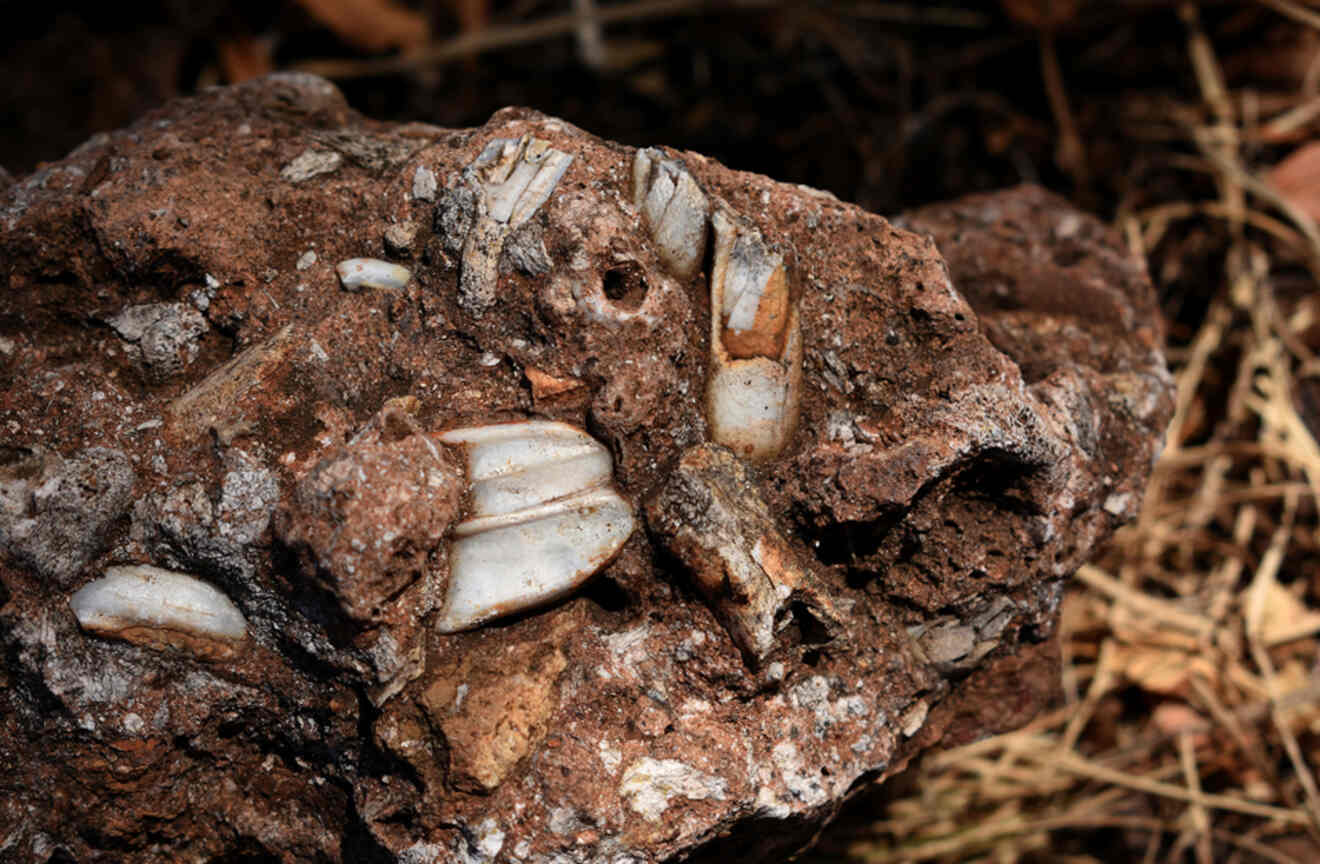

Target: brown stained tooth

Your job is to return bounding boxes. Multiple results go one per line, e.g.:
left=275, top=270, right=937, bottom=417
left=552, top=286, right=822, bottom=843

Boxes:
left=705, top=208, right=803, bottom=462
left=720, top=240, right=791, bottom=359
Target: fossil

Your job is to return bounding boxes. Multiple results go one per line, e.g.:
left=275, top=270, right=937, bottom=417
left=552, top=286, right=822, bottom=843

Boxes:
left=454, top=135, right=573, bottom=317
left=69, top=564, right=248, bottom=660
left=336, top=258, right=413, bottom=292
left=434, top=421, right=634, bottom=632
left=632, top=147, right=709, bottom=280
left=646, top=444, right=845, bottom=665
left=705, top=208, right=803, bottom=461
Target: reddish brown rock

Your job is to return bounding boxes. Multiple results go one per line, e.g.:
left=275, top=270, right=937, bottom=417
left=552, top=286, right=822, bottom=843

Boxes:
left=0, top=74, right=1171, bottom=863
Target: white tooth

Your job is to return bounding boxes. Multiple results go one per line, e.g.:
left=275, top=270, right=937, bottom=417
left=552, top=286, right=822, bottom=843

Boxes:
left=632, top=148, right=708, bottom=280
left=706, top=352, right=801, bottom=461
left=70, top=565, right=248, bottom=660
left=460, top=135, right=574, bottom=316
left=336, top=258, right=412, bottom=292
left=439, top=421, right=611, bottom=517
left=436, top=421, right=634, bottom=633
left=706, top=209, right=802, bottom=462
left=470, top=134, right=573, bottom=227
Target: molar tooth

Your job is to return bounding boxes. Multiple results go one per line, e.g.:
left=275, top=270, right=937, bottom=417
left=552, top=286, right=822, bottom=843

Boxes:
left=706, top=208, right=802, bottom=461
left=436, top=421, right=634, bottom=633
left=70, top=565, right=248, bottom=660
left=632, top=147, right=708, bottom=280
left=336, top=258, right=412, bottom=292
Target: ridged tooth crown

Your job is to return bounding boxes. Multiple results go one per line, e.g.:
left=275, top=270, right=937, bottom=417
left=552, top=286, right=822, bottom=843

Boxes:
left=471, top=134, right=574, bottom=228
left=70, top=565, right=248, bottom=660
left=706, top=209, right=803, bottom=462
left=435, top=421, right=634, bottom=633
left=632, top=147, right=709, bottom=280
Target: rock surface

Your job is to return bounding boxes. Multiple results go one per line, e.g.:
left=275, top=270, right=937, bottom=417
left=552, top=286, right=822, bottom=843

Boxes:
left=0, top=74, right=1172, bottom=863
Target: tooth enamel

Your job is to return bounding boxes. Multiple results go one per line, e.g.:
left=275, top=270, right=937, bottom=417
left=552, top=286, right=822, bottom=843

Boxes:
left=435, top=421, right=634, bottom=633
left=70, top=565, right=248, bottom=660
left=457, top=135, right=573, bottom=317
left=706, top=209, right=803, bottom=461
left=336, top=258, right=412, bottom=292
left=632, top=148, right=709, bottom=280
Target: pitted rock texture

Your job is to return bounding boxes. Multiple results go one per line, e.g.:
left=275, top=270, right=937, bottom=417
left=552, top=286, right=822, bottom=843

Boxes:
left=0, top=74, right=1172, bottom=863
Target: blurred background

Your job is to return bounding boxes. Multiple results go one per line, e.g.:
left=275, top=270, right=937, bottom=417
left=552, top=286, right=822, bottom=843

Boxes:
left=6, top=1, right=1320, bottom=861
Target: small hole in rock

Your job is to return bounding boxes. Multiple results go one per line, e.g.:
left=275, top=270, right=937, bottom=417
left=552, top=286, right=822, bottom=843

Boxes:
left=791, top=602, right=832, bottom=646
left=601, top=266, right=648, bottom=311
left=583, top=576, right=630, bottom=613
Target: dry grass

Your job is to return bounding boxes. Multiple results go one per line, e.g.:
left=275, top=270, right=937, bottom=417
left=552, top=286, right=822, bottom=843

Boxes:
left=835, top=4, right=1320, bottom=862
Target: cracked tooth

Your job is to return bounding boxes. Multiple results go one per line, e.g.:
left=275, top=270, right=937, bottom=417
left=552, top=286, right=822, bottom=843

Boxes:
left=632, top=147, right=709, bottom=280
left=458, top=135, right=574, bottom=317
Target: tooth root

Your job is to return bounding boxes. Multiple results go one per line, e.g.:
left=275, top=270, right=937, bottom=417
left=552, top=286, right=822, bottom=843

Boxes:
left=70, top=565, right=248, bottom=661
left=436, top=421, right=634, bottom=633
left=706, top=209, right=803, bottom=462
left=632, top=147, right=708, bottom=280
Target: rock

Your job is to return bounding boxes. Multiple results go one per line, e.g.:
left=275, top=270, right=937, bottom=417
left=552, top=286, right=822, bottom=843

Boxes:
left=0, top=74, right=1171, bottom=863
left=107, top=302, right=209, bottom=382
left=0, top=446, right=135, bottom=588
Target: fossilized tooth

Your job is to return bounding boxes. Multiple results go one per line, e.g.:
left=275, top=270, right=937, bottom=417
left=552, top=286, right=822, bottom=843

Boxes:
left=471, top=135, right=574, bottom=228
left=336, top=258, right=412, bottom=292
left=434, top=421, right=634, bottom=633
left=69, top=565, right=248, bottom=660
left=646, top=443, right=845, bottom=665
left=706, top=208, right=803, bottom=462
left=458, top=135, right=574, bottom=316
left=632, top=147, right=709, bottom=280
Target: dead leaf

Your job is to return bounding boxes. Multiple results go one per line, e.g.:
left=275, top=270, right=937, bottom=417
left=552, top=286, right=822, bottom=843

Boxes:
left=1255, top=578, right=1320, bottom=646
left=1000, top=0, right=1082, bottom=31
left=1111, top=642, right=1217, bottom=694
left=1268, top=141, right=1320, bottom=224
left=294, top=0, right=429, bottom=52
left=218, top=37, right=274, bottom=84
left=1150, top=702, right=1209, bottom=740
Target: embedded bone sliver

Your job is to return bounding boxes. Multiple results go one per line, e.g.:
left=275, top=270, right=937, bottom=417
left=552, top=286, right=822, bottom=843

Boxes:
left=632, top=147, right=709, bottom=280
left=458, top=136, right=573, bottom=317
left=69, top=565, right=248, bottom=660
left=336, top=258, right=412, bottom=292
left=706, top=208, right=803, bottom=461
left=646, top=444, right=844, bottom=664
left=435, top=421, right=634, bottom=633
